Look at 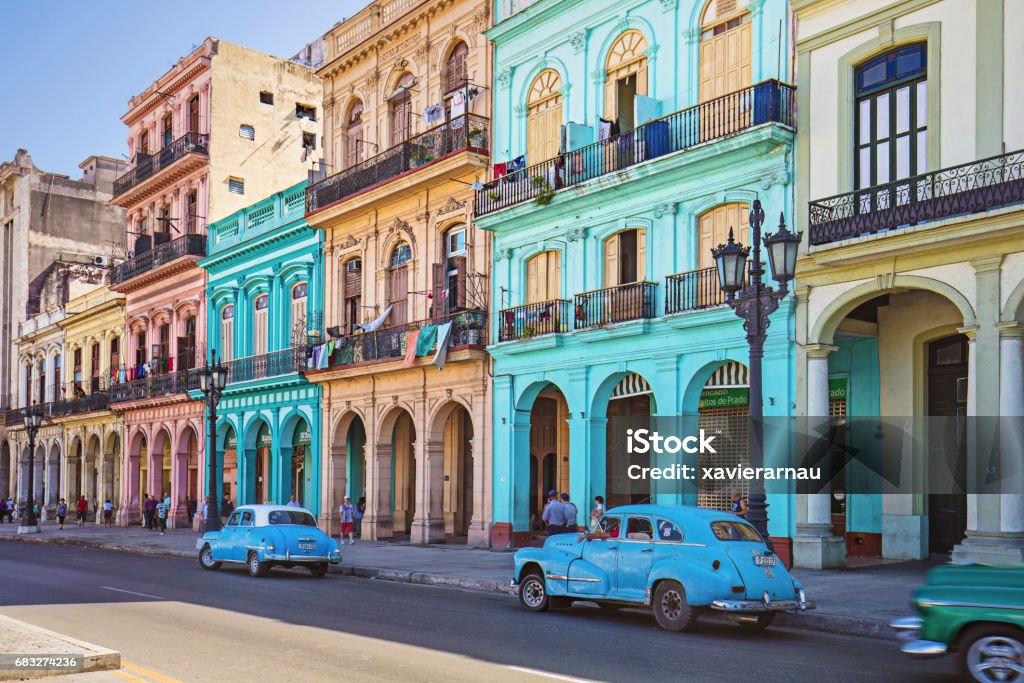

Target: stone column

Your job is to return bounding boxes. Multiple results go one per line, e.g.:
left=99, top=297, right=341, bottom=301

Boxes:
left=793, top=344, right=845, bottom=568
left=364, top=442, right=394, bottom=540
left=997, top=324, right=1024, bottom=536
left=170, top=437, right=189, bottom=529
left=410, top=439, right=445, bottom=544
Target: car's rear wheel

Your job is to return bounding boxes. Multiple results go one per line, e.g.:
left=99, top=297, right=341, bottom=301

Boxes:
left=248, top=551, right=269, bottom=577
left=958, top=624, right=1024, bottom=683
left=653, top=580, right=699, bottom=632
left=518, top=573, right=549, bottom=612
left=738, top=612, right=776, bottom=630
left=198, top=545, right=221, bottom=571
left=309, top=563, right=328, bottom=577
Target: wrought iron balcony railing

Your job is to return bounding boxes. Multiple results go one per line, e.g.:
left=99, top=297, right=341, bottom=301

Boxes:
left=316, top=310, right=487, bottom=369
left=573, top=282, right=657, bottom=330
left=110, top=233, right=206, bottom=285
left=225, top=348, right=305, bottom=384
left=307, top=114, right=489, bottom=213
left=498, top=300, right=572, bottom=342
left=808, top=149, right=1024, bottom=246
left=666, top=267, right=727, bottom=314
left=113, top=132, right=210, bottom=197
left=475, top=80, right=795, bottom=216
left=109, top=370, right=200, bottom=403
left=48, top=392, right=110, bottom=417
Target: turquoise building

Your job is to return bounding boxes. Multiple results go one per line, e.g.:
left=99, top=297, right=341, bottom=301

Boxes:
left=477, top=0, right=799, bottom=557
left=197, top=182, right=325, bottom=517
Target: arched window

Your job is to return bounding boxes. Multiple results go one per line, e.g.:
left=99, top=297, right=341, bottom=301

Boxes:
left=698, top=203, right=747, bottom=270
left=220, top=305, right=235, bottom=362
left=343, top=257, right=363, bottom=335
left=526, top=251, right=560, bottom=303
left=527, top=70, right=563, bottom=164
left=699, top=0, right=751, bottom=102
left=388, top=242, right=412, bottom=326
left=291, top=283, right=308, bottom=343
left=604, top=228, right=646, bottom=287
left=345, top=100, right=364, bottom=169
left=436, top=226, right=467, bottom=314
left=444, top=41, right=469, bottom=94
left=854, top=43, right=927, bottom=190
left=254, top=294, right=269, bottom=356
left=604, top=31, right=649, bottom=131
left=390, top=73, right=415, bottom=147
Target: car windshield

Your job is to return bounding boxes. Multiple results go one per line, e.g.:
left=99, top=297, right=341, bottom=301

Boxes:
left=267, top=510, right=317, bottom=527
left=710, top=520, right=762, bottom=542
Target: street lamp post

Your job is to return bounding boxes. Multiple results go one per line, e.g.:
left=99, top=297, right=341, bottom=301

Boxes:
left=711, top=199, right=801, bottom=549
left=198, top=352, right=228, bottom=533
left=18, top=405, right=43, bottom=535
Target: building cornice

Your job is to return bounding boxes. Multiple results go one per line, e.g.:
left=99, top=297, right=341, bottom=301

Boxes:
left=795, top=0, right=942, bottom=54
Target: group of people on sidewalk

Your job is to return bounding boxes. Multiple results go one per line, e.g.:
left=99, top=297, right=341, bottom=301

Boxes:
left=540, top=491, right=598, bottom=535
left=0, top=497, right=15, bottom=523
left=141, top=493, right=171, bottom=535
left=338, top=495, right=365, bottom=544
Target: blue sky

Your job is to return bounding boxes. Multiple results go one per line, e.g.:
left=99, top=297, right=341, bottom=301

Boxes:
left=0, top=1, right=365, bottom=176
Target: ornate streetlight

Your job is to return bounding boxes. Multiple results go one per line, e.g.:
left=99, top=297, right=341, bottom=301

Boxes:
left=712, top=199, right=802, bottom=548
left=18, top=404, right=43, bottom=534
left=198, top=352, right=229, bottom=533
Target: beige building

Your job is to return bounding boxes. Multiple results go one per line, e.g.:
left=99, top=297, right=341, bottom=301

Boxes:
left=793, top=0, right=1024, bottom=566
left=305, top=0, right=493, bottom=545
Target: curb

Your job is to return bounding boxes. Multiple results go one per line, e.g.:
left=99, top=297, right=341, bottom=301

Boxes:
left=1, top=533, right=895, bottom=640
left=0, top=615, right=121, bottom=680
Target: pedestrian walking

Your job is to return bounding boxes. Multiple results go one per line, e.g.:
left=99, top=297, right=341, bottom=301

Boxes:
left=155, top=498, right=169, bottom=535
left=542, top=490, right=563, bottom=535
left=221, top=494, right=234, bottom=524
left=144, top=495, right=157, bottom=530
left=75, top=496, right=88, bottom=527
left=560, top=493, right=578, bottom=532
left=730, top=489, right=748, bottom=519
left=5, top=497, right=14, bottom=523
left=186, top=498, right=196, bottom=526
left=590, top=495, right=605, bottom=531
left=0, top=498, right=7, bottom=524
left=199, top=499, right=209, bottom=533
left=102, top=500, right=114, bottom=527
left=56, top=499, right=68, bottom=529
left=287, top=496, right=301, bottom=508
left=339, top=496, right=355, bottom=545
left=354, top=496, right=365, bottom=538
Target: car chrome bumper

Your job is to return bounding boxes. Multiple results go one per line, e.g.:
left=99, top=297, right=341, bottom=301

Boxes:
left=890, top=617, right=946, bottom=658
left=710, top=598, right=816, bottom=612
left=264, top=553, right=341, bottom=564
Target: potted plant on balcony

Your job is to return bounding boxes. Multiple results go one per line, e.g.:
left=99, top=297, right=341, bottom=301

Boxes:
left=469, top=127, right=487, bottom=148
left=531, top=175, right=555, bottom=205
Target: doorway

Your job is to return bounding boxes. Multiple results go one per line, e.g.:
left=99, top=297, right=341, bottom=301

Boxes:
left=927, top=334, right=968, bottom=554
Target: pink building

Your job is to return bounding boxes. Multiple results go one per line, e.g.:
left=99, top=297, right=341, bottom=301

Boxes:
left=108, top=38, right=322, bottom=527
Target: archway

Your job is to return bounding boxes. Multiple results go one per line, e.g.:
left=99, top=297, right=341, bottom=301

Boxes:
left=124, top=430, right=147, bottom=526
left=696, top=361, right=751, bottom=512
left=46, top=441, right=61, bottom=513
left=151, top=429, right=172, bottom=503
left=603, top=373, right=655, bottom=509
left=245, top=419, right=272, bottom=505
left=103, top=431, right=121, bottom=514
left=219, top=424, right=238, bottom=504
left=283, top=415, right=312, bottom=507
left=386, top=409, right=416, bottom=537
left=519, top=383, right=570, bottom=535
left=428, top=401, right=475, bottom=541
left=68, top=436, right=83, bottom=502
left=327, top=412, right=365, bottom=536
left=85, top=434, right=101, bottom=518
left=0, top=441, right=10, bottom=499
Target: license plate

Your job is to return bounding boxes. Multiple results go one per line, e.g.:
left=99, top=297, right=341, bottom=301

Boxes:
left=754, top=555, right=777, bottom=567
left=299, top=543, right=316, bottom=551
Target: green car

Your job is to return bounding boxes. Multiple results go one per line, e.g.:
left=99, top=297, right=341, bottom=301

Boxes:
left=891, top=564, right=1024, bottom=682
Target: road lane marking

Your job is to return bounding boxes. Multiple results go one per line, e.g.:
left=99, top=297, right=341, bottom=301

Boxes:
left=124, top=662, right=186, bottom=683
left=113, top=671, right=149, bottom=683
left=506, top=666, right=597, bottom=683
left=100, top=586, right=166, bottom=600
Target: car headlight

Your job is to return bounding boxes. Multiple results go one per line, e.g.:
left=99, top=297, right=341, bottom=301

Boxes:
left=266, top=545, right=275, bottom=552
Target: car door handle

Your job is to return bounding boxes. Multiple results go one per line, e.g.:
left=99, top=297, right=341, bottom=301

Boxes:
left=641, top=548, right=653, bottom=553
left=607, top=545, right=617, bottom=550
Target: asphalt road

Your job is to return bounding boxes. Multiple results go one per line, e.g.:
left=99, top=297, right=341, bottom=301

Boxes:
left=0, top=541, right=953, bottom=683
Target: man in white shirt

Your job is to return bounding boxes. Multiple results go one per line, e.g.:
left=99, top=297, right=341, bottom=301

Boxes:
left=287, top=496, right=301, bottom=508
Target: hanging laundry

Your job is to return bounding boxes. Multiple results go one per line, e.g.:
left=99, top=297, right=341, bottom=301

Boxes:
left=326, top=340, right=335, bottom=356
left=317, top=343, right=331, bottom=369
left=355, top=304, right=393, bottom=333
left=415, top=325, right=438, bottom=356
left=598, top=118, right=612, bottom=141
left=402, top=330, right=420, bottom=368
left=167, top=357, right=174, bottom=372
left=450, top=88, right=467, bottom=118
left=492, top=162, right=507, bottom=180
left=509, top=156, right=526, bottom=173
left=422, top=103, right=445, bottom=127
left=432, top=322, right=454, bottom=370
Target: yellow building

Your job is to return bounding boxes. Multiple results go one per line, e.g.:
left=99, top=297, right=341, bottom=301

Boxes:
left=305, top=0, right=493, bottom=545
left=53, top=286, right=125, bottom=520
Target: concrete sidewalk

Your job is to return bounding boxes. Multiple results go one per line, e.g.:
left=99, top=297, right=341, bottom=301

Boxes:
left=0, top=522, right=927, bottom=640
left=0, top=614, right=120, bottom=680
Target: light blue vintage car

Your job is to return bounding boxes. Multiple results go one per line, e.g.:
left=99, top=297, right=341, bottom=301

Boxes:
left=197, top=504, right=342, bottom=577
left=513, top=504, right=814, bottom=631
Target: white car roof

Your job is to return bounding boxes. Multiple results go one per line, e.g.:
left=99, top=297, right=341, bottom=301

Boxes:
left=232, top=504, right=315, bottom=526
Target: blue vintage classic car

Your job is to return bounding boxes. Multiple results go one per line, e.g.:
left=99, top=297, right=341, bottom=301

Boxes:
left=513, top=504, right=814, bottom=631
left=197, top=504, right=342, bottom=577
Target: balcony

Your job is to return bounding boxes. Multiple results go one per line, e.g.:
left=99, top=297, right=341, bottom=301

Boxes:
left=573, top=282, right=657, bottom=330
left=475, top=80, right=795, bottom=216
left=110, top=370, right=199, bottom=403
left=113, top=132, right=209, bottom=202
left=225, top=348, right=305, bottom=384
left=48, top=392, right=110, bottom=417
left=317, top=310, right=487, bottom=370
left=110, top=233, right=206, bottom=286
left=498, top=300, right=572, bottom=342
left=809, top=149, right=1024, bottom=246
left=306, top=114, right=490, bottom=214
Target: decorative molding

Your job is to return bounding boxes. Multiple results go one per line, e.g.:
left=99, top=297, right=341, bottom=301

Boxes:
left=590, top=69, right=605, bottom=84
left=746, top=0, right=766, bottom=17
left=436, top=196, right=467, bottom=216
left=496, top=247, right=514, bottom=261
left=565, top=227, right=587, bottom=242
left=658, top=0, right=677, bottom=11
left=616, top=15, right=630, bottom=33
left=653, top=203, right=678, bottom=218
left=569, top=30, right=587, bottom=53
left=497, top=66, right=513, bottom=90
left=338, top=234, right=362, bottom=250
left=759, top=172, right=790, bottom=190
left=60, top=264, right=106, bottom=284
left=684, top=27, right=701, bottom=44
left=387, top=217, right=416, bottom=246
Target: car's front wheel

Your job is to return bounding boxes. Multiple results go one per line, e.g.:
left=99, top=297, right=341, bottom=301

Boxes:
left=518, top=573, right=549, bottom=612
left=248, top=551, right=269, bottom=577
left=198, top=545, right=221, bottom=570
left=738, top=612, right=776, bottom=630
left=653, top=580, right=699, bottom=632
left=958, top=624, right=1024, bottom=683
left=309, top=563, right=328, bottom=577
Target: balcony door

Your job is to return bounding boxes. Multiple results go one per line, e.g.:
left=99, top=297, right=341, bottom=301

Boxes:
left=90, top=342, right=100, bottom=393
left=526, top=251, right=560, bottom=304
left=188, top=95, right=200, bottom=134
left=604, top=229, right=646, bottom=288
left=604, top=30, right=648, bottom=133
left=220, top=305, right=235, bottom=362
left=699, top=2, right=751, bottom=139
left=698, top=203, right=747, bottom=269
left=254, top=294, right=269, bottom=356
left=343, top=257, right=363, bottom=335
left=388, top=242, right=412, bottom=327
left=345, top=101, right=364, bottom=169
left=290, top=283, right=308, bottom=345
left=390, top=73, right=415, bottom=147
left=527, top=70, right=562, bottom=165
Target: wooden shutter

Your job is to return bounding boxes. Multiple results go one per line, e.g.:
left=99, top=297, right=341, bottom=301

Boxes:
left=389, top=266, right=409, bottom=326
left=431, top=263, right=445, bottom=320
left=222, top=318, right=234, bottom=361
left=699, top=40, right=716, bottom=103
left=699, top=204, right=746, bottom=269
left=255, top=304, right=268, bottom=355
left=454, top=255, right=467, bottom=309
left=547, top=251, right=560, bottom=299
left=604, top=234, right=620, bottom=288
left=290, top=294, right=305, bottom=343
left=636, top=229, right=646, bottom=281
left=526, top=255, right=540, bottom=304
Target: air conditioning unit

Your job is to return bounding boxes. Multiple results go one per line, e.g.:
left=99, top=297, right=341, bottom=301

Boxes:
left=93, top=255, right=111, bottom=267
